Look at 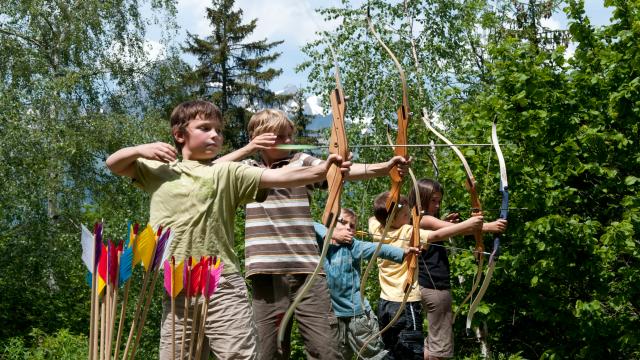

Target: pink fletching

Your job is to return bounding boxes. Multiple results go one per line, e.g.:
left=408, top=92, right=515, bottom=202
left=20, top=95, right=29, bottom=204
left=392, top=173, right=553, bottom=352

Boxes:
left=163, top=259, right=172, bottom=295
left=206, top=259, right=224, bottom=297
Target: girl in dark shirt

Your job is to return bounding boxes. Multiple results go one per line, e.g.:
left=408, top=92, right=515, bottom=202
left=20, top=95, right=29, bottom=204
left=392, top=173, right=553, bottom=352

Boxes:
left=408, top=179, right=507, bottom=360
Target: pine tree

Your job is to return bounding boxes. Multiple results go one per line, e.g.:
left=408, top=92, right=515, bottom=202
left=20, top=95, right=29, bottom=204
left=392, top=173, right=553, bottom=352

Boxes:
left=184, top=0, right=286, bottom=148
left=290, top=89, right=317, bottom=145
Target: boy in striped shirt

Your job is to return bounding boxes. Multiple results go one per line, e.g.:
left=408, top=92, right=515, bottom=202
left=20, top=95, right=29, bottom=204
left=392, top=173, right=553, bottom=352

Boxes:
left=219, top=108, right=409, bottom=359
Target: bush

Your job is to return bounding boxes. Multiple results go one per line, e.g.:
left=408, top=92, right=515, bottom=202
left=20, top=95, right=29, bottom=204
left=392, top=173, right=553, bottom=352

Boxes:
left=1, top=328, right=88, bottom=360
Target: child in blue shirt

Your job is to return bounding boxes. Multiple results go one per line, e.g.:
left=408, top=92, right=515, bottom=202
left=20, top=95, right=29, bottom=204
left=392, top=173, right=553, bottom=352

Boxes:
left=314, top=208, right=419, bottom=360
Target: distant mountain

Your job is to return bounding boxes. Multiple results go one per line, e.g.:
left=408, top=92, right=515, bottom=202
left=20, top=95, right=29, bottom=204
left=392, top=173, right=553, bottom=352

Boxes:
left=276, top=84, right=331, bottom=130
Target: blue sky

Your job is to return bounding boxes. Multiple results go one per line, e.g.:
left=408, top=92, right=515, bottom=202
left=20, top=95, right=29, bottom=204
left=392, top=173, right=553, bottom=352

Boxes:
left=145, top=0, right=613, bottom=92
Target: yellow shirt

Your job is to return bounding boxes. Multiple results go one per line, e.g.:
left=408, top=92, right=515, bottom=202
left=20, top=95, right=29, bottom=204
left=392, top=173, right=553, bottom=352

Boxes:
left=368, top=217, right=431, bottom=302
left=133, top=159, right=266, bottom=274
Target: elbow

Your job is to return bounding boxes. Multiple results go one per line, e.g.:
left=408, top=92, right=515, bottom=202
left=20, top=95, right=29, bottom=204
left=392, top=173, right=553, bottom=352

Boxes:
left=428, top=234, right=443, bottom=243
left=105, top=155, right=127, bottom=177
left=105, top=156, right=117, bottom=173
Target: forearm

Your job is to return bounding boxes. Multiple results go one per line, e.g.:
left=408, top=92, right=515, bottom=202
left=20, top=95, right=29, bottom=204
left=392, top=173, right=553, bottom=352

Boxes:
left=259, top=164, right=326, bottom=189
left=214, top=145, right=255, bottom=163
left=345, top=162, right=389, bottom=181
left=429, top=222, right=471, bottom=242
left=420, top=215, right=455, bottom=231
left=106, top=146, right=141, bottom=178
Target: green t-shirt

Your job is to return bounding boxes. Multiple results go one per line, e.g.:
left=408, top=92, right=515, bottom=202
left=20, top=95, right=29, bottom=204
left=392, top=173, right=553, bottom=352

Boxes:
left=133, top=158, right=265, bottom=274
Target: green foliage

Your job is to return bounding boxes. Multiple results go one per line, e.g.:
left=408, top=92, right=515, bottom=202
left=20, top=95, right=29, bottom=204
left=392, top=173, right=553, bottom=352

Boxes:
left=2, top=0, right=639, bottom=358
left=301, top=0, right=640, bottom=358
left=0, top=0, right=179, bottom=357
left=1, top=329, right=88, bottom=360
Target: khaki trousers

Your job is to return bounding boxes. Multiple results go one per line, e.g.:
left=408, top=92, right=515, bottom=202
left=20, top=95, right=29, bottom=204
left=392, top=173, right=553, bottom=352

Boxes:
left=159, top=272, right=258, bottom=360
left=250, top=274, right=342, bottom=360
left=420, top=287, right=454, bottom=358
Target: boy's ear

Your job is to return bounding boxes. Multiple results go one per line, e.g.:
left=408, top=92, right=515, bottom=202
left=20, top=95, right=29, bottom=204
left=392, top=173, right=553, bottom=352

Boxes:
left=173, top=127, right=185, bottom=144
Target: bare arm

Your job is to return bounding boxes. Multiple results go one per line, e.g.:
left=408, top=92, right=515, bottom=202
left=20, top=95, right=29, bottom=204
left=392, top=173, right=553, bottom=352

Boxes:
left=259, top=154, right=350, bottom=189
left=420, top=214, right=507, bottom=235
left=419, top=215, right=456, bottom=231
left=106, top=142, right=177, bottom=178
left=427, top=216, right=484, bottom=243
left=345, top=155, right=409, bottom=181
left=402, top=246, right=421, bottom=259
left=214, top=133, right=277, bottom=163
left=482, top=219, right=508, bottom=233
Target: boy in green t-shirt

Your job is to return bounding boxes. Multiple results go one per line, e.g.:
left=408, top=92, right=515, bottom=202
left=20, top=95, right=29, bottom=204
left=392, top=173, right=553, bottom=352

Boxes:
left=106, top=100, right=350, bottom=360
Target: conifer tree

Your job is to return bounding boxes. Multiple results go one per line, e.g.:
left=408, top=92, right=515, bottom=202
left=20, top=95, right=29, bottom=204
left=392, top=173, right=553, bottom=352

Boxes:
left=291, top=89, right=317, bottom=145
left=184, top=0, right=285, bottom=148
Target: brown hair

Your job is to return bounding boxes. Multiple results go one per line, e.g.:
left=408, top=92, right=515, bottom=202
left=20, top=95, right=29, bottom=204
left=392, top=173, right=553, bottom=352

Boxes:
left=408, top=179, right=444, bottom=217
left=341, top=208, right=356, bottom=219
left=247, top=109, right=295, bottom=139
left=373, top=191, right=409, bottom=226
left=170, top=100, right=223, bottom=153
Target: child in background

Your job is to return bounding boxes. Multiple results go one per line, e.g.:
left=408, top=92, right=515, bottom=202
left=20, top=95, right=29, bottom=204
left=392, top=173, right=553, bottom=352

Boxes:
left=408, top=179, right=507, bottom=360
left=368, top=192, right=483, bottom=360
left=106, top=100, right=350, bottom=360
left=314, top=208, right=420, bottom=360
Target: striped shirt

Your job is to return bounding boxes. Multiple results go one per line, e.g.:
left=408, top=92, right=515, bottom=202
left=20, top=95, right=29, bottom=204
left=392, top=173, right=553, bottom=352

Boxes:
left=243, top=153, right=324, bottom=277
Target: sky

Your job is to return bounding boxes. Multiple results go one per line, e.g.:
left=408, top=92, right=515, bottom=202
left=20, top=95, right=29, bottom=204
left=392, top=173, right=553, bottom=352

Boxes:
left=145, top=0, right=614, bottom=93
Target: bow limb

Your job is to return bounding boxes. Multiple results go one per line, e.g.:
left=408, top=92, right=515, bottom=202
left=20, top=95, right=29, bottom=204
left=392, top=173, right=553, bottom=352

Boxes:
left=276, top=43, right=349, bottom=354
left=359, top=5, right=411, bottom=307
left=356, top=169, right=422, bottom=359
left=465, top=121, right=509, bottom=333
left=405, top=168, right=423, bottom=294
left=420, top=111, right=485, bottom=324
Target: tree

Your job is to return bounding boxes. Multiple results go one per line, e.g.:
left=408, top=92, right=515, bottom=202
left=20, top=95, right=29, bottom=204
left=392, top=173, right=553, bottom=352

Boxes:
left=290, top=89, right=317, bottom=145
left=184, top=0, right=286, bottom=149
left=300, top=0, right=640, bottom=358
left=0, top=1, right=179, bottom=356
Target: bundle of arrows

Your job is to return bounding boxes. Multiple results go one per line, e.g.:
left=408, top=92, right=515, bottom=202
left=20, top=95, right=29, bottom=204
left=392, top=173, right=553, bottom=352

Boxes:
left=80, top=222, right=223, bottom=360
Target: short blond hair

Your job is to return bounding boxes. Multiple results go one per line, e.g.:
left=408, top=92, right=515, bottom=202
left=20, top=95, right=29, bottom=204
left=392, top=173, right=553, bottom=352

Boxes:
left=247, top=109, right=295, bottom=139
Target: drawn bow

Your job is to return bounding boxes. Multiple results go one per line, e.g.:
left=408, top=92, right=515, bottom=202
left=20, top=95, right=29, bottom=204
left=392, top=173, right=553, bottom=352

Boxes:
left=358, top=5, right=411, bottom=307
left=276, top=41, right=349, bottom=353
left=421, top=111, right=485, bottom=325
left=357, top=8, right=421, bottom=358
left=465, top=121, right=509, bottom=333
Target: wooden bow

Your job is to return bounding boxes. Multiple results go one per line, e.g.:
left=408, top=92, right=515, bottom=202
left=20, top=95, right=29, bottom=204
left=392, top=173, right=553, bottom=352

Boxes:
left=276, top=42, right=349, bottom=354
left=465, top=121, right=509, bottom=333
left=421, top=110, right=485, bottom=325
left=356, top=8, right=419, bottom=358
left=358, top=5, right=411, bottom=307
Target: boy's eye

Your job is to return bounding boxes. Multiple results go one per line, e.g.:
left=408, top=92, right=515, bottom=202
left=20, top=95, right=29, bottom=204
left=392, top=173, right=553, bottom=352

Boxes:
left=337, top=217, right=355, bottom=230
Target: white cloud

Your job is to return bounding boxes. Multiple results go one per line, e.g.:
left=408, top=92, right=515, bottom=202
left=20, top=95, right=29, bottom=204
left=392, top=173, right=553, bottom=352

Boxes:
left=564, top=43, right=576, bottom=60
left=175, top=0, right=210, bottom=37
left=174, top=0, right=339, bottom=45
left=105, top=40, right=164, bottom=68
left=540, top=17, right=561, bottom=30
left=236, top=0, right=338, bottom=45
left=144, top=40, right=164, bottom=60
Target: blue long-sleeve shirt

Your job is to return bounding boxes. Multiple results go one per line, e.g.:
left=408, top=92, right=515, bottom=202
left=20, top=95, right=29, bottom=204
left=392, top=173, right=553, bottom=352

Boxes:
left=314, top=222, right=405, bottom=317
